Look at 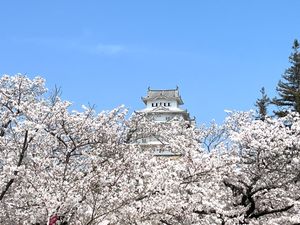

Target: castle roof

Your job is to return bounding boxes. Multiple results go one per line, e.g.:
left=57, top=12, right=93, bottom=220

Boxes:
left=141, top=87, right=184, bottom=105
left=137, top=106, right=191, bottom=121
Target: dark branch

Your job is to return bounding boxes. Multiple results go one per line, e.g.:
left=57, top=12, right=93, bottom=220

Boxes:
left=250, top=204, right=294, bottom=219
left=0, top=130, right=32, bottom=201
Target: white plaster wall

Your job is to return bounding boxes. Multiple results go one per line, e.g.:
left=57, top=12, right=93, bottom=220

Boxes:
left=146, top=100, right=178, bottom=108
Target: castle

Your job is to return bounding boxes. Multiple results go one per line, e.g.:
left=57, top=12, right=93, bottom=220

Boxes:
left=136, top=87, right=194, bottom=156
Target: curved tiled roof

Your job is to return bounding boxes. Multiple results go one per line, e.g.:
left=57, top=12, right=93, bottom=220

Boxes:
left=141, top=87, right=184, bottom=105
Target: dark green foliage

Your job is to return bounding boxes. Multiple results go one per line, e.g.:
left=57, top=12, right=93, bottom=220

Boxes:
left=273, top=39, right=300, bottom=117
left=255, top=87, right=270, bottom=121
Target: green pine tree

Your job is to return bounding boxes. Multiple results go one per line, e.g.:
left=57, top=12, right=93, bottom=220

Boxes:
left=255, top=87, right=270, bottom=121
left=273, top=39, right=300, bottom=117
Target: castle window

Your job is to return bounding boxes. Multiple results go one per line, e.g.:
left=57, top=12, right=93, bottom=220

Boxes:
left=155, top=103, right=158, bottom=107
left=152, top=103, right=154, bottom=107
left=164, top=103, right=166, bottom=106
left=160, top=102, right=162, bottom=106
left=168, top=102, right=171, bottom=106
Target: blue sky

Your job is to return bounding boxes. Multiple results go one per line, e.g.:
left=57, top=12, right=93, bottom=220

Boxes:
left=1, top=1, right=300, bottom=124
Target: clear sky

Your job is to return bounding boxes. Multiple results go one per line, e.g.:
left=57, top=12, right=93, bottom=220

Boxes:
left=1, top=1, right=300, bottom=124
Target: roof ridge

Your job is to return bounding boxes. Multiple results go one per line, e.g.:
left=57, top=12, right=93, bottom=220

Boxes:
left=148, top=86, right=179, bottom=92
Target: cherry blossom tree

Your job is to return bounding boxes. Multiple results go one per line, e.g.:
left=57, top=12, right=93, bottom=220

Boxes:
left=216, top=112, right=300, bottom=224
left=119, top=112, right=239, bottom=225
left=2, top=74, right=300, bottom=225
left=0, top=74, right=208, bottom=225
left=0, top=75, right=152, bottom=225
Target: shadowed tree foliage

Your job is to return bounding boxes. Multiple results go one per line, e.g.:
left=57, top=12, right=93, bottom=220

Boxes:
left=273, top=39, right=300, bottom=117
left=255, top=87, right=270, bottom=121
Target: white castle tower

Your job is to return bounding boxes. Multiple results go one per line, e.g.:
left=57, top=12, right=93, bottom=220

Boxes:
left=137, top=87, right=194, bottom=156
